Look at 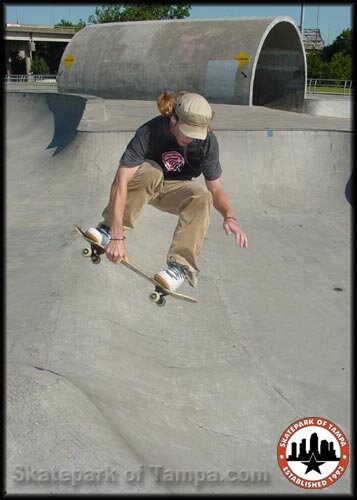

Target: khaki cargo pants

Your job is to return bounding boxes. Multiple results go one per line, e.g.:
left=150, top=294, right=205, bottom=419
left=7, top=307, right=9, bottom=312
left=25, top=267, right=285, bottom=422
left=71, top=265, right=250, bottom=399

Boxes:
left=101, top=160, right=213, bottom=287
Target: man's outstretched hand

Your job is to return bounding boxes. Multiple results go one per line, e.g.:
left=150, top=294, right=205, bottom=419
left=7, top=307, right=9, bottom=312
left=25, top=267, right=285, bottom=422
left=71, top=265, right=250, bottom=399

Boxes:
left=223, top=219, right=248, bottom=248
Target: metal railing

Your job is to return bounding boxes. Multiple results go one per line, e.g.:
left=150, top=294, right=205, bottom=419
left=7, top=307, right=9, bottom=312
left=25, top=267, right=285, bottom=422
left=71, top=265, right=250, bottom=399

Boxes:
left=4, top=74, right=353, bottom=96
left=307, top=78, right=353, bottom=95
left=4, top=74, right=57, bottom=83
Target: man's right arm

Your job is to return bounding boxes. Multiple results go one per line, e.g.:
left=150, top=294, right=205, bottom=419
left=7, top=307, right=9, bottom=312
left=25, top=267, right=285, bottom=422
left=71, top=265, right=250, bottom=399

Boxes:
left=105, top=165, right=138, bottom=263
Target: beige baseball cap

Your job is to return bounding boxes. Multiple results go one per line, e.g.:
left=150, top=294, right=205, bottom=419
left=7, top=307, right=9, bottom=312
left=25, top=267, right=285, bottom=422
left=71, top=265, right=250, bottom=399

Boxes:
left=175, top=93, right=213, bottom=140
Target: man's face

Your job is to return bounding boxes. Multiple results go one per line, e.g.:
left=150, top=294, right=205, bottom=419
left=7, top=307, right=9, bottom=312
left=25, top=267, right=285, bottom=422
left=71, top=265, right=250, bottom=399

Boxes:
left=170, top=120, right=194, bottom=147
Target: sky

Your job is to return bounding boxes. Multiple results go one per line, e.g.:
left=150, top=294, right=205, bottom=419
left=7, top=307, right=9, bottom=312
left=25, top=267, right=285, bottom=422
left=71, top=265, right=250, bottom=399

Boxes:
left=4, top=3, right=353, bottom=46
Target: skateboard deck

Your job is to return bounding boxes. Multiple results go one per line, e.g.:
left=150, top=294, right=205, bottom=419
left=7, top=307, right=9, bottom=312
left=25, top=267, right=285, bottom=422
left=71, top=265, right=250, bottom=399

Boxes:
left=74, top=225, right=197, bottom=306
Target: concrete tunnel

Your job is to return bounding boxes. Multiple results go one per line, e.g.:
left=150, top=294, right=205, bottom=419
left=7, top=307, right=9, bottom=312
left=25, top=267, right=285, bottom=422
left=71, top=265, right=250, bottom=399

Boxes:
left=57, top=16, right=306, bottom=112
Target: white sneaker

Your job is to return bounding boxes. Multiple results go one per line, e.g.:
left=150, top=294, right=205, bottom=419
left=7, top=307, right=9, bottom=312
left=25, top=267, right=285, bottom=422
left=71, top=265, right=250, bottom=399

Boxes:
left=154, top=259, right=188, bottom=292
left=84, top=224, right=111, bottom=247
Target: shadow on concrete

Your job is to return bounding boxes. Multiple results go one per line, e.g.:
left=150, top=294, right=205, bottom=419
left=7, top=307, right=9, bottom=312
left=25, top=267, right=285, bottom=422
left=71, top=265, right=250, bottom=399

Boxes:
left=46, top=93, right=86, bottom=155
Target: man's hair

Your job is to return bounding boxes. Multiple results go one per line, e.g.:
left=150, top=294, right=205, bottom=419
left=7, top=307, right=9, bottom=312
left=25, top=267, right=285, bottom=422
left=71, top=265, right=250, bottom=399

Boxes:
left=157, top=91, right=213, bottom=133
left=157, top=91, right=187, bottom=117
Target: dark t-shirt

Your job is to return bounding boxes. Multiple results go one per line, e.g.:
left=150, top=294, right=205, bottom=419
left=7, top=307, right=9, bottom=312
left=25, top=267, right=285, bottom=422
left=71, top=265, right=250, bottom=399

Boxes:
left=119, top=116, right=222, bottom=181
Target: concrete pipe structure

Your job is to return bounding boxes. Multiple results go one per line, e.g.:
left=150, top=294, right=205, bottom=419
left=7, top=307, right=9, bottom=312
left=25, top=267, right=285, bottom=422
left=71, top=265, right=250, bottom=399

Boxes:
left=58, top=17, right=306, bottom=111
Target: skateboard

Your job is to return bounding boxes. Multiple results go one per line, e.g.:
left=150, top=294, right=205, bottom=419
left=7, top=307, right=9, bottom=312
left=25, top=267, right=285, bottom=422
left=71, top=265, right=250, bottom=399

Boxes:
left=74, top=225, right=197, bottom=306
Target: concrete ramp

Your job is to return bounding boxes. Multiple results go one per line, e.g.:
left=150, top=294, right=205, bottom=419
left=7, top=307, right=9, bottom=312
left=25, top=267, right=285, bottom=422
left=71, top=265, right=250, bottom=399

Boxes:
left=6, top=92, right=352, bottom=494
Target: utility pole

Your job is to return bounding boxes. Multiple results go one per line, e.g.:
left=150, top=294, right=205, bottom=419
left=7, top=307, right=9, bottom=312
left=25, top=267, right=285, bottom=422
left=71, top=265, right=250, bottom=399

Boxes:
left=299, top=3, right=305, bottom=35
left=316, top=4, right=320, bottom=45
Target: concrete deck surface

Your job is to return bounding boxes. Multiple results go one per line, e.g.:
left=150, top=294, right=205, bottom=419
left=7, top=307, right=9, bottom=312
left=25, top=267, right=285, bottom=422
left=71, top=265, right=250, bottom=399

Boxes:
left=6, top=91, right=352, bottom=494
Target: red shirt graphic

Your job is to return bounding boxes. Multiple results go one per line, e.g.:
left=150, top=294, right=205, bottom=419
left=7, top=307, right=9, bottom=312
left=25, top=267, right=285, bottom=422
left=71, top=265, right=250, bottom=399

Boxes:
left=162, top=151, right=185, bottom=173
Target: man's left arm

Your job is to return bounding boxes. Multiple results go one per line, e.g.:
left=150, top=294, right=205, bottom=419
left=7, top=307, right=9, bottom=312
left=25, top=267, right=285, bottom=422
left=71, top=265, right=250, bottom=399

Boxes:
left=205, top=178, right=248, bottom=248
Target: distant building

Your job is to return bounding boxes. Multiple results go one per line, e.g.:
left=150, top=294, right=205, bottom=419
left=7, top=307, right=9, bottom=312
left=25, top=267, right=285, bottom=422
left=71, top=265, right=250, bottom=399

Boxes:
left=303, top=28, right=325, bottom=51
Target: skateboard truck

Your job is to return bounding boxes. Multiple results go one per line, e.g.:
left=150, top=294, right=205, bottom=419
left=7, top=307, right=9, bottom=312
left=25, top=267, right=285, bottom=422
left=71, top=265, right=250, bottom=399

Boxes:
left=81, top=243, right=105, bottom=265
left=149, top=286, right=169, bottom=307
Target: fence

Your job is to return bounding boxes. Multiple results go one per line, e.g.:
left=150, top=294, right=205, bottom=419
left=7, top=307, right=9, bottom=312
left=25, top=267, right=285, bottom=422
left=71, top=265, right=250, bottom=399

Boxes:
left=4, top=74, right=57, bottom=83
left=307, top=78, right=353, bottom=96
left=4, top=75, right=353, bottom=96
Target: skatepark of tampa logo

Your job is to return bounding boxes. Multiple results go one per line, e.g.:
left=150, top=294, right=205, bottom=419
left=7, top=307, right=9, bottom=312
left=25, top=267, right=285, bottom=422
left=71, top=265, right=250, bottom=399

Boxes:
left=277, top=417, right=349, bottom=489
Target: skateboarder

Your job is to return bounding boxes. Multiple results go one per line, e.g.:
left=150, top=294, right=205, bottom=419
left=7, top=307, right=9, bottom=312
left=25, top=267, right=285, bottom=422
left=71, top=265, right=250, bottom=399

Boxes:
left=85, top=91, right=248, bottom=292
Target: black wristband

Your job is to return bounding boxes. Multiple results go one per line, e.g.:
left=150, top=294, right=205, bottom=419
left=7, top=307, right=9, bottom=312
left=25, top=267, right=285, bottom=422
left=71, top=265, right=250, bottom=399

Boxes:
left=224, top=217, right=236, bottom=222
left=110, top=237, right=126, bottom=241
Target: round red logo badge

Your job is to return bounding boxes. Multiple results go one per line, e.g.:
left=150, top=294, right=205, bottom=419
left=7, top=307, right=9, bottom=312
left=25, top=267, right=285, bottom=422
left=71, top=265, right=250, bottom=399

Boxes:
left=277, top=417, right=349, bottom=489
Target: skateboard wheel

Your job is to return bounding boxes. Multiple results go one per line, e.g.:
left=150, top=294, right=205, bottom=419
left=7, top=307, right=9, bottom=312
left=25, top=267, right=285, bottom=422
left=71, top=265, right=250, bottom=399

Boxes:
left=149, top=291, right=160, bottom=303
left=91, top=255, right=101, bottom=264
left=82, top=248, right=92, bottom=257
left=157, top=297, right=166, bottom=307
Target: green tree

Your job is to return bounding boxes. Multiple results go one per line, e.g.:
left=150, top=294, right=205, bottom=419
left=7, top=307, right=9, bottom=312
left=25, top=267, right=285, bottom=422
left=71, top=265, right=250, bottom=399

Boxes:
left=307, top=28, right=353, bottom=80
left=75, top=19, right=86, bottom=31
left=31, top=56, right=49, bottom=74
left=88, top=3, right=191, bottom=24
left=328, top=52, right=352, bottom=80
left=306, top=50, right=329, bottom=78
left=32, top=42, right=67, bottom=73
left=55, top=19, right=74, bottom=27
left=54, top=18, right=86, bottom=32
left=322, top=28, right=353, bottom=61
